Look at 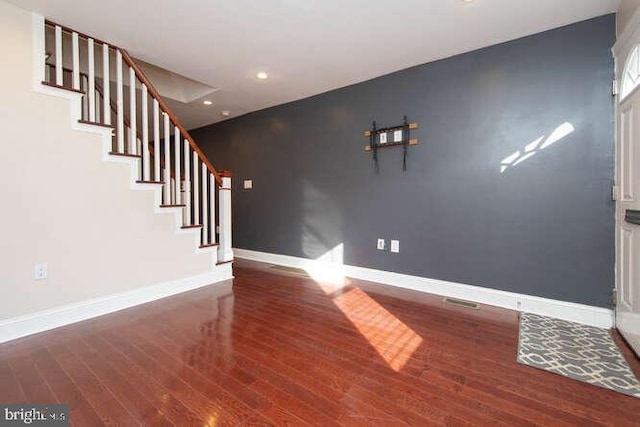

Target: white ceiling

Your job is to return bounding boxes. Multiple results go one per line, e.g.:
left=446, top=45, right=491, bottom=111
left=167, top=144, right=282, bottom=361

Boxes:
left=10, top=0, right=620, bottom=130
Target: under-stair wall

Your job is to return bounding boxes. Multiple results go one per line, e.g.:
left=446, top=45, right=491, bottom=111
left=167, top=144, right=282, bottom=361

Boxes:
left=0, top=1, right=232, bottom=343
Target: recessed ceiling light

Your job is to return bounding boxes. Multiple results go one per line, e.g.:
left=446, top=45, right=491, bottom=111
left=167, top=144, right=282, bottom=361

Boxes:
left=203, top=100, right=213, bottom=105
left=256, top=72, right=268, bottom=80
left=221, top=110, right=230, bottom=117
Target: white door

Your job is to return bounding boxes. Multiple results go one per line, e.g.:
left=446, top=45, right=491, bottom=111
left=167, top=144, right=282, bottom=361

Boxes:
left=616, top=83, right=640, bottom=356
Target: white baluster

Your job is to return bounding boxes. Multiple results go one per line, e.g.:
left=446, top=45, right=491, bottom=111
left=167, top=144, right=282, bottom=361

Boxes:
left=153, top=100, right=160, bottom=181
left=163, top=113, right=171, bottom=204
left=129, top=67, right=136, bottom=155
left=102, top=43, right=110, bottom=125
left=72, top=32, right=80, bottom=90
left=218, top=171, right=233, bottom=262
left=174, top=127, right=181, bottom=204
left=202, top=162, right=208, bottom=244
left=193, top=154, right=200, bottom=226
left=142, top=84, right=150, bottom=181
left=81, top=76, right=88, bottom=119
left=95, top=89, right=100, bottom=123
left=183, top=140, right=191, bottom=225
left=209, top=172, right=216, bottom=244
left=88, top=38, right=96, bottom=122
left=55, top=26, right=63, bottom=86
left=116, top=51, right=124, bottom=153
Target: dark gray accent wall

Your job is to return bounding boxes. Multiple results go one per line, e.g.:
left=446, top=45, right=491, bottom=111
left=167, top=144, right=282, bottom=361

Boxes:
left=192, top=15, right=616, bottom=307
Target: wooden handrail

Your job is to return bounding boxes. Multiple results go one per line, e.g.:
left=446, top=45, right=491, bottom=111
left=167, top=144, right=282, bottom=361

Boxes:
left=45, top=20, right=220, bottom=185
left=119, top=49, right=221, bottom=186
left=46, top=20, right=116, bottom=51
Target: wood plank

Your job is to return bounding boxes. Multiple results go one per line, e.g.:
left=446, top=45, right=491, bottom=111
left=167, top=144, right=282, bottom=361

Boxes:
left=85, top=335, right=201, bottom=425
left=29, top=347, right=103, bottom=426
left=70, top=339, right=174, bottom=425
left=0, top=360, right=27, bottom=402
left=8, top=354, right=57, bottom=404
left=99, top=329, right=261, bottom=425
left=47, top=343, right=140, bottom=425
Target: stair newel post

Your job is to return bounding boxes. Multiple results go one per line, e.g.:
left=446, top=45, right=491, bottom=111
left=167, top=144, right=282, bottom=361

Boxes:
left=72, top=32, right=80, bottom=90
left=201, top=162, right=209, bottom=244
left=102, top=43, right=110, bottom=126
left=193, top=154, right=200, bottom=226
left=88, top=38, right=96, bottom=122
left=116, top=50, right=124, bottom=153
left=54, top=26, right=63, bottom=86
left=183, top=140, right=191, bottom=225
left=163, top=113, right=171, bottom=204
left=174, top=127, right=181, bottom=204
left=142, top=84, right=150, bottom=181
left=153, top=99, right=160, bottom=181
left=218, top=170, right=233, bottom=263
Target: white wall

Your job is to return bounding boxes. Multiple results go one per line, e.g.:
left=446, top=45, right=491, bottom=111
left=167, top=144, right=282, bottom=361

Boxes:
left=618, top=0, right=640, bottom=36
left=0, top=1, right=219, bottom=322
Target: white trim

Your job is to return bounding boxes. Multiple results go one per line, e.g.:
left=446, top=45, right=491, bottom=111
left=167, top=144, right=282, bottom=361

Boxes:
left=614, top=6, right=640, bottom=66
left=31, top=13, right=45, bottom=90
left=234, top=249, right=614, bottom=329
left=0, top=265, right=233, bottom=344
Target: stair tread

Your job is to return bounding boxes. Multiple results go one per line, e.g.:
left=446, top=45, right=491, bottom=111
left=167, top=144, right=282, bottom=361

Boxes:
left=136, top=180, right=164, bottom=184
left=181, top=224, right=203, bottom=229
left=41, top=81, right=84, bottom=94
left=160, top=204, right=186, bottom=208
left=199, top=242, right=219, bottom=248
left=78, top=120, right=114, bottom=129
left=109, top=151, right=142, bottom=159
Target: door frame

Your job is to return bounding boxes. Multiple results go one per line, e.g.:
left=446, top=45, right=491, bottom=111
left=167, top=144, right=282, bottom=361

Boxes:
left=613, top=10, right=640, bottom=356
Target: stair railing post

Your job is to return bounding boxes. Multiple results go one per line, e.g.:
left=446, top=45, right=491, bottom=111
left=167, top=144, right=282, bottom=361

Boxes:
left=218, top=170, right=233, bottom=263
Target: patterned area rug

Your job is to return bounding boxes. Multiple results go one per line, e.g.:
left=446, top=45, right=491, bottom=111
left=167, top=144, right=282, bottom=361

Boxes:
left=517, top=313, right=640, bottom=398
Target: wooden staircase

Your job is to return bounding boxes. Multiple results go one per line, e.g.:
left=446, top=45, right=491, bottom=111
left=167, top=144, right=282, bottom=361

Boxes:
left=40, top=20, right=233, bottom=265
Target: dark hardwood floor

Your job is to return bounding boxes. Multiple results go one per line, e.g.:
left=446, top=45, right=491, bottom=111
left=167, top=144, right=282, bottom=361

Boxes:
left=1, top=259, right=639, bottom=426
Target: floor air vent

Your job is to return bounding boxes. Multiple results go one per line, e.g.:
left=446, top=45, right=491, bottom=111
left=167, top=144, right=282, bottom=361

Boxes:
left=269, top=265, right=309, bottom=276
left=443, top=297, right=480, bottom=310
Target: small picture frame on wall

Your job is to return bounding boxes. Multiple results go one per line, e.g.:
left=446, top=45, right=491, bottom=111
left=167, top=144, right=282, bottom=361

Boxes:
left=379, top=132, right=388, bottom=144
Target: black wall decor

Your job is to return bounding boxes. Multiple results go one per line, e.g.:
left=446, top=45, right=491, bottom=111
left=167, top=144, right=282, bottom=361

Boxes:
left=364, top=116, right=419, bottom=172
left=191, top=15, right=615, bottom=308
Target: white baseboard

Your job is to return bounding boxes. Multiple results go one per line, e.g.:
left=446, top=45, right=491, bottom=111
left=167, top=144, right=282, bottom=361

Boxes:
left=0, top=264, right=233, bottom=344
left=234, top=248, right=613, bottom=329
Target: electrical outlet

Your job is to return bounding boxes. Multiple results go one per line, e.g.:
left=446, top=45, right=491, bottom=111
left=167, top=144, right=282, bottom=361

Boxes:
left=243, top=179, right=253, bottom=189
left=34, top=263, right=48, bottom=280
left=377, top=239, right=385, bottom=250
left=390, top=240, right=400, bottom=253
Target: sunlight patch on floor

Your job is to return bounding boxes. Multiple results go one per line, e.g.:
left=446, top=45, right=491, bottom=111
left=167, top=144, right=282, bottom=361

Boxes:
left=332, top=287, right=423, bottom=372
